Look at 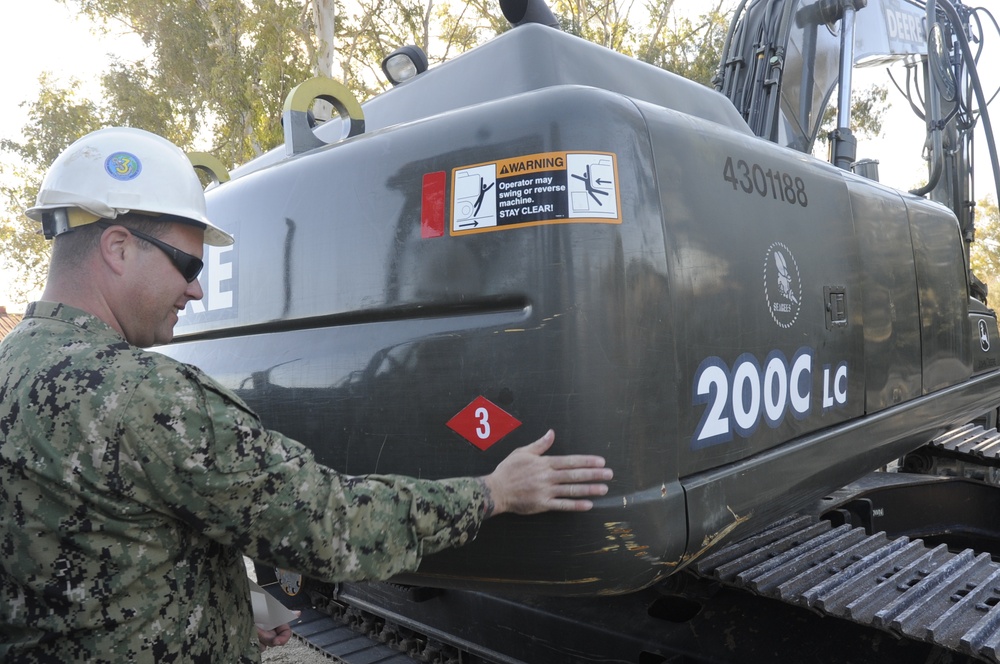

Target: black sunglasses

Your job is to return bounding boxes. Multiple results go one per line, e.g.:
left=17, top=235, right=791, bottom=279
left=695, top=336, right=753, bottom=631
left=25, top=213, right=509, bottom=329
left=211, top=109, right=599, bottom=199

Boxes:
left=95, top=222, right=204, bottom=283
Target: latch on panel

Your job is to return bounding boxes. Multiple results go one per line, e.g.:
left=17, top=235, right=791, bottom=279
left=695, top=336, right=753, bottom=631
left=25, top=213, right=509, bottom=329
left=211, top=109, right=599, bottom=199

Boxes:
left=825, top=286, right=847, bottom=329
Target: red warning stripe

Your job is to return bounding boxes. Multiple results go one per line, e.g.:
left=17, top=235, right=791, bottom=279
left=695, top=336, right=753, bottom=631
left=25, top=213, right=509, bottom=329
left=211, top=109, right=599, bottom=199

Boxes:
left=421, top=171, right=446, bottom=238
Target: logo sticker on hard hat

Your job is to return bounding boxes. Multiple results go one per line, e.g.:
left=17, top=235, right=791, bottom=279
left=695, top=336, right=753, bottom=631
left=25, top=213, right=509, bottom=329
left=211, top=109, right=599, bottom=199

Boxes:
left=105, top=152, right=142, bottom=181
left=449, top=151, right=621, bottom=235
left=763, top=241, right=802, bottom=328
left=447, top=396, right=521, bottom=450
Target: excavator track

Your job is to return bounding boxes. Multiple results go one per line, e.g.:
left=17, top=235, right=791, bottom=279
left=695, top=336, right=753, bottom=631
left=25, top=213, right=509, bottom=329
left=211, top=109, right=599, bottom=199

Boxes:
left=280, top=426, right=1000, bottom=663
left=690, top=425, right=1000, bottom=663
left=290, top=512, right=999, bottom=663
left=923, top=423, right=1000, bottom=468
left=289, top=605, right=433, bottom=663
left=694, top=514, right=1000, bottom=662
left=287, top=515, right=1000, bottom=662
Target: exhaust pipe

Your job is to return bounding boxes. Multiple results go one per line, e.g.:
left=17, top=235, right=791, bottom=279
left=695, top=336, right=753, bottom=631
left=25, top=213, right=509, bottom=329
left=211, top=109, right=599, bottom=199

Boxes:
left=500, top=0, right=560, bottom=28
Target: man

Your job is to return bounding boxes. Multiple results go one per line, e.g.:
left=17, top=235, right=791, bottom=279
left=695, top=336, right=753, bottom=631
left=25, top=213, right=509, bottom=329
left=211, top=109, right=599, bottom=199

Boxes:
left=0, top=128, right=612, bottom=662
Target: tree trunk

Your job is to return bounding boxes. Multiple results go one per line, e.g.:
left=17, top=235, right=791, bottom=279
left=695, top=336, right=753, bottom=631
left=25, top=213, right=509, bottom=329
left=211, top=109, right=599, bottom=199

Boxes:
left=313, top=0, right=337, bottom=78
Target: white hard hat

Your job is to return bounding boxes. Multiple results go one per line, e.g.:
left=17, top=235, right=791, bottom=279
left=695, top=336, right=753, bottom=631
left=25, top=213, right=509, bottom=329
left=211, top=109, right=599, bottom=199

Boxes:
left=26, top=127, right=234, bottom=246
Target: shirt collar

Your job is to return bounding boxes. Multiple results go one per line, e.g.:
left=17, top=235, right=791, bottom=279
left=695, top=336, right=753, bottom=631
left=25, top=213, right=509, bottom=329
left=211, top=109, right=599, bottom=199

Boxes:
left=25, top=301, right=126, bottom=343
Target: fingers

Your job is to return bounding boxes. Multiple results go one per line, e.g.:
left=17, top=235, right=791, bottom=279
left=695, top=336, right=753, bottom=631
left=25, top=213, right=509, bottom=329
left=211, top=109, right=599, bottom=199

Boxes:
left=522, top=458, right=613, bottom=514
left=545, top=474, right=611, bottom=512
left=547, top=498, right=596, bottom=512
left=536, top=481, right=610, bottom=512
left=551, top=477, right=612, bottom=496
left=548, top=471, right=613, bottom=509
left=270, top=623, right=294, bottom=647
left=548, top=454, right=610, bottom=471
left=485, top=429, right=615, bottom=516
left=257, top=619, right=298, bottom=649
left=521, top=429, right=556, bottom=455
left=517, top=432, right=609, bottom=472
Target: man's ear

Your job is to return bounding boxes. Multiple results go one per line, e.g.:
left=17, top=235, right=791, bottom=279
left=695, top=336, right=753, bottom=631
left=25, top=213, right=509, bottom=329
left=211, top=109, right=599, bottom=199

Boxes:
left=98, top=225, right=131, bottom=277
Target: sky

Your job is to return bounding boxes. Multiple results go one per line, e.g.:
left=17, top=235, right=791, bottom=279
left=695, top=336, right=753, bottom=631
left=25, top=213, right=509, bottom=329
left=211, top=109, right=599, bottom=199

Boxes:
left=0, top=0, right=148, bottom=310
left=0, top=1, right=997, bottom=312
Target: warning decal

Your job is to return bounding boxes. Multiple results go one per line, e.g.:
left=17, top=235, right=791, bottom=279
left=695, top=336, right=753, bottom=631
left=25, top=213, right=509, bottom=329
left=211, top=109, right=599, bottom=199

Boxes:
left=447, top=396, right=522, bottom=451
left=451, top=151, right=620, bottom=235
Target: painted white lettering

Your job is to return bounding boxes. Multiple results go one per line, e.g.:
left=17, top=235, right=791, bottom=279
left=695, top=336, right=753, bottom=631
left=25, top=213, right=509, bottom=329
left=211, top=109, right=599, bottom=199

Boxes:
left=835, top=363, right=848, bottom=404
left=475, top=406, right=491, bottom=439
left=763, top=355, right=788, bottom=425
left=822, top=362, right=849, bottom=410
left=206, top=244, right=234, bottom=310
left=695, top=363, right=730, bottom=442
left=692, top=348, right=838, bottom=447
left=823, top=367, right=834, bottom=409
left=179, top=243, right=235, bottom=317
left=886, top=9, right=925, bottom=43
left=732, top=358, right=761, bottom=433
left=790, top=351, right=811, bottom=417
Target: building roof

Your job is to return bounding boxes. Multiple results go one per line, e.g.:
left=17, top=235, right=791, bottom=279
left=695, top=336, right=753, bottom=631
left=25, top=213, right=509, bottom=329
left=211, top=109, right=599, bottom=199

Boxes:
left=0, top=306, right=24, bottom=340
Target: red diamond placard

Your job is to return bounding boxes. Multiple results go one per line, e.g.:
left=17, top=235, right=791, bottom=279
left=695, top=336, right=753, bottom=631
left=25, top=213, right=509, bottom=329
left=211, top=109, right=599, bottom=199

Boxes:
left=446, top=396, right=521, bottom=451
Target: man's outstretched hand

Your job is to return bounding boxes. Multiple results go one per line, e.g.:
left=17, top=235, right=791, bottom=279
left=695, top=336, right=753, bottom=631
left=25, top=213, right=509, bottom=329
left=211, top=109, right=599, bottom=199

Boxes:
left=257, top=621, right=295, bottom=651
left=482, top=430, right=612, bottom=516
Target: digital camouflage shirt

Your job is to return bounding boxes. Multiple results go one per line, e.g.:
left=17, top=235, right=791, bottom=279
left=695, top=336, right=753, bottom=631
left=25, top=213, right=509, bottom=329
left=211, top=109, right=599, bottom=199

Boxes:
left=0, top=302, right=489, bottom=663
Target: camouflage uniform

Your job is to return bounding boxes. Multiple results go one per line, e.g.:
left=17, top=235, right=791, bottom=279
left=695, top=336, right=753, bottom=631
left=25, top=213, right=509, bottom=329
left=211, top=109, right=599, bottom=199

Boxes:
left=0, top=302, right=488, bottom=663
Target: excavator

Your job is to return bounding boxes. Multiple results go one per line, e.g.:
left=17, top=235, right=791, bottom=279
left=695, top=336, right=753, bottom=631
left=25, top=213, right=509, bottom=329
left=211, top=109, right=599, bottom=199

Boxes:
left=164, top=0, right=1000, bottom=660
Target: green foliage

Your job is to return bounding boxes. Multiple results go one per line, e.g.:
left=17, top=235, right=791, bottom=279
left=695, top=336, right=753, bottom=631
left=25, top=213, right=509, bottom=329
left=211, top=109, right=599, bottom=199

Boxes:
left=71, top=0, right=317, bottom=165
left=435, top=0, right=509, bottom=62
left=550, top=0, right=732, bottom=83
left=1, top=0, right=319, bottom=297
left=0, top=159, right=50, bottom=302
left=0, top=76, right=107, bottom=300
left=637, top=0, right=730, bottom=86
left=14, top=75, right=106, bottom=167
left=554, top=0, right=639, bottom=54
left=818, top=83, right=890, bottom=144
left=970, top=197, right=1000, bottom=310
left=0, top=0, right=768, bottom=304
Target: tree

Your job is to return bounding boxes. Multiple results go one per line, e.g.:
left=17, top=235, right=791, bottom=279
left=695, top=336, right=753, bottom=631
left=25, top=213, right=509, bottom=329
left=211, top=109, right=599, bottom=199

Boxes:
left=637, top=0, right=730, bottom=86
left=2, top=0, right=332, bottom=299
left=0, top=75, right=105, bottom=302
left=816, top=83, right=890, bottom=152
left=555, top=0, right=640, bottom=54
left=971, top=197, right=1000, bottom=310
left=0, top=0, right=734, bottom=300
left=66, top=0, right=322, bottom=162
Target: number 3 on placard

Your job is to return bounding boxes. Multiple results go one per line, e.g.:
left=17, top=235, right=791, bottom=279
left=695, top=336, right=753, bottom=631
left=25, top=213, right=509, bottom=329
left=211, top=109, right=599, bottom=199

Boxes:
left=475, top=407, right=491, bottom=439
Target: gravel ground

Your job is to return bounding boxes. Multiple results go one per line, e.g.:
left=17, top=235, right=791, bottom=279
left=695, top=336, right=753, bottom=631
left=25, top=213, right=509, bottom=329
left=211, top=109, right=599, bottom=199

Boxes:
left=261, top=636, right=333, bottom=663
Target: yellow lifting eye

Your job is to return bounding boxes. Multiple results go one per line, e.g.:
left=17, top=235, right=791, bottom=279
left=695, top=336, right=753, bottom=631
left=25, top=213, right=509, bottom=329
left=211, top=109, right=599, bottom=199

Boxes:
left=187, top=152, right=231, bottom=187
left=282, top=76, right=366, bottom=156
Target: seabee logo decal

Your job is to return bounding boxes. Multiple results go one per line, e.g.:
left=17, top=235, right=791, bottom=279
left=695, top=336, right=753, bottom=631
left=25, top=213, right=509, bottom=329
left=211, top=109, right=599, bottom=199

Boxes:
left=104, top=152, right=142, bottom=181
left=763, top=241, right=802, bottom=329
